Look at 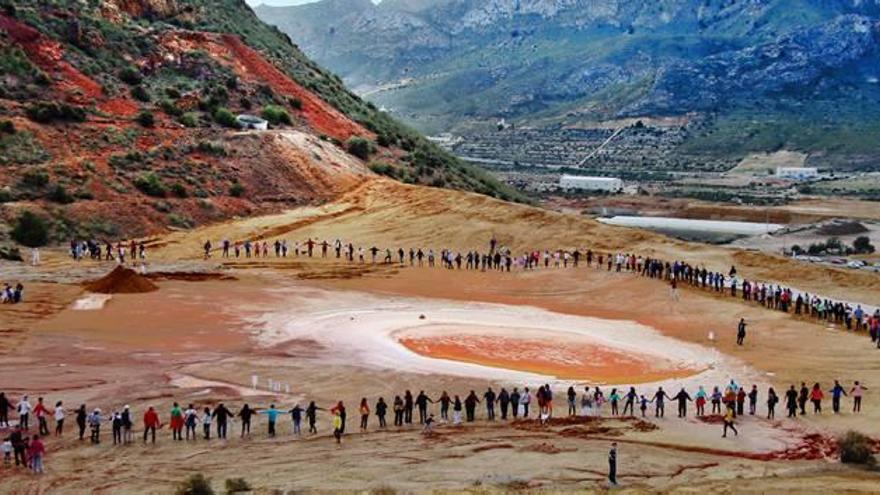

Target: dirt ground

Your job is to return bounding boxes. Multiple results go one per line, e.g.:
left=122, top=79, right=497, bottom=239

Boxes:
left=1, top=178, right=879, bottom=493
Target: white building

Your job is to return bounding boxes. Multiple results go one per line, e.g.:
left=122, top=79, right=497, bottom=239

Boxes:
left=776, top=167, right=818, bottom=181
left=236, top=114, right=269, bottom=131
left=559, top=174, right=623, bottom=192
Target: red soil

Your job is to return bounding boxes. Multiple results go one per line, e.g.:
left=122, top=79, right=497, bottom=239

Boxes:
left=399, top=333, right=698, bottom=383
left=1, top=15, right=103, bottom=103
left=83, top=266, right=159, bottom=294
left=219, top=34, right=372, bottom=143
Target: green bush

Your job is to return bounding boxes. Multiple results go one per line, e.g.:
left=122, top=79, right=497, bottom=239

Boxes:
left=261, top=105, right=291, bottom=125
left=134, top=173, right=166, bottom=197
left=212, top=107, right=239, bottom=128
left=118, top=66, right=143, bottom=85
left=288, top=96, right=303, bottom=110
left=26, top=102, right=86, bottom=123
left=0, top=120, right=15, bottom=134
left=369, top=161, right=397, bottom=178
left=11, top=210, right=49, bottom=247
left=136, top=111, right=155, bottom=128
left=130, top=85, right=150, bottom=102
left=176, top=473, right=214, bottom=495
left=48, top=184, right=74, bottom=204
left=196, top=141, right=227, bottom=156
left=839, top=431, right=876, bottom=465
left=159, top=99, right=183, bottom=117
left=171, top=183, right=188, bottom=198
left=229, top=182, right=245, bottom=197
left=224, top=478, right=251, bottom=494
left=345, top=136, right=375, bottom=160
left=853, top=236, right=875, bottom=254
left=21, top=169, right=49, bottom=188
left=179, top=112, right=199, bottom=128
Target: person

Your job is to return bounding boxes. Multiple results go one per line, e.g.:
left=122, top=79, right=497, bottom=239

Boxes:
left=464, top=390, right=480, bottom=422
left=422, top=414, right=435, bottom=434
left=639, top=395, right=649, bottom=417
left=809, top=383, right=824, bottom=414
left=213, top=403, right=232, bottom=439
left=798, top=383, right=809, bottom=415
left=332, top=410, right=343, bottom=444
left=766, top=387, right=778, bottom=419
left=170, top=402, right=184, bottom=441
left=452, top=395, right=463, bottom=425
left=263, top=404, right=279, bottom=437
left=330, top=401, right=346, bottom=435
left=608, top=442, right=618, bottom=486
left=673, top=388, right=692, bottom=418
left=184, top=404, right=198, bottom=440
left=111, top=411, right=123, bottom=445
left=9, top=426, right=25, bottom=467
left=288, top=404, right=303, bottom=435
left=785, top=385, right=798, bottom=418
left=736, top=387, right=746, bottom=416
left=202, top=407, right=213, bottom=439
left=722, top=407, right=738, bottom=438
left=736, top=318, right=747, bottom=346
left=567, top=386, right=577, bottom=416
left=747, top=386, right=758, bottom=415
left=75, top=405, right=87, bottom=440
left=694, top=386, right=707, bottom=416
left=510, top=388, right=521, bottom=419
left=498, top=388, right=510, bottom=420
left=392, top=396, right=404, bottom=427
left=483, top=387, right=496, bottom=421
left=306, top=401, right=320, bottom=434
left=623, top=387, right=637, bottom=416
left=359, top=398, right=369, bottom=431
left=830, top=380, right=847, bottom=414
left=519, top=387, right=531, bottom=418
left=18, top=395, right=31, bottom=431
left=415, top=391, right=431, bottom=424
left=53, top=401, right=65, bottom=436
left=238, top=404, right=253, bottom=438
left=1, top=437, right=10, bottom=467
left=374, top=398, right=387, bottom=429
left=0, top=392, right=9, bottom=428
left=653, top=387, right=671, bottom=418
left=28, top=435, right=44, bottom=474
left=143, top=406, right=160, bottom=444
left=851, top=381, right=866, bottom=413
left=88, top=408, right=102, bottom=444
left=33, top=397, right=49, bottom=436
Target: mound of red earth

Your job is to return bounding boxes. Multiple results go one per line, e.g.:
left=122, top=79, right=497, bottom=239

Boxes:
left=83, top=266, right=159, bottom=294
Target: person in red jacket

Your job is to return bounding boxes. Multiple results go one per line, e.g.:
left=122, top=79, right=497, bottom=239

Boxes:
left=33, top=397, right=50, bottom=436
left=143, top=407, right=161, bottom=444
left=809, top=383, right=824, bottom=414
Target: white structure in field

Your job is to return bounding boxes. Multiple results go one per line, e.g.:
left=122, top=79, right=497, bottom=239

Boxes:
left=559, top=174, right=623, bottom=192
left=236, top=114, right=269, bottom=130
left=776, top=167, right=818, bottom=180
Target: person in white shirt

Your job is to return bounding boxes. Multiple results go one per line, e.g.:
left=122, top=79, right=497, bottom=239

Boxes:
left=17, top=396, right=31, bottom=430
left=54, top=401, right=65, bottom=436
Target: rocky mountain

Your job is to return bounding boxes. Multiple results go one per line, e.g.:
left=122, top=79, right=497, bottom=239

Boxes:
left=256, top=0, right=880, bottom=162
left=0, top=0, right=519, bottom=243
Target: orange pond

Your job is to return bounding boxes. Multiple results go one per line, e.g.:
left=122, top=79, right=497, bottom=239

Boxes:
left=399, top=334, right=701, bottom=383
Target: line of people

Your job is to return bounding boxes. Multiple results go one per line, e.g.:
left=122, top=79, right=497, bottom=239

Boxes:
left=0, top=377, right=866, bottom=472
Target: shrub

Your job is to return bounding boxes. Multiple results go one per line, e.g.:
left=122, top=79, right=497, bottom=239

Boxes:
left=26, top=102, right=86, bottom=123
left=229, top=182, right=244, bottom=197
left=0, top=120, right=14, bottom=134
left=118, top=66, right=142, bottom=85
left=171, top=183, right=188, bottom=198
left=159, top=99, right=183, bottom=117
left=839, top=431, right=876, bottom=465
left=261, top=105, right=291, bottom=126
left=853, top=236, right=875, bottom=254
left=224, top=478, right=251, bottom=494
left=345, top=136, right=375, bottom=160
left=288, top=96, right=303, bottom=110
left=134, top=173, right=166, bottom=197
left=369, top=161, right=397, bottom=178
left=212, top=107, right=239, bottom=128
left=136, top=111, right=155, bottom=128
left=196, top=141, right=227, bottom=156
left=21, top=169, right=49, bottom=188
left=176, top=473, right=214, bottom=495
left=11, top=210, right=49, bottom=247
left=130, top=85, right=150, bottom=102
left=48, top=184, right=74, bottom=204
left=179, top=112, right=199, bottom=128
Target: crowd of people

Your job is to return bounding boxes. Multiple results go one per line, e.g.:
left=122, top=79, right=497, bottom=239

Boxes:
left=194, top=236, right=880, bottom=344
left=0, top=283, right=24, bottom=304
left=0, top=377, right=867, bottom=474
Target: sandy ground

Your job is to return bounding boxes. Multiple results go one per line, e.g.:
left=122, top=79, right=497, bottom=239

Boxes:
left=1, top=178, right=879, bottom=493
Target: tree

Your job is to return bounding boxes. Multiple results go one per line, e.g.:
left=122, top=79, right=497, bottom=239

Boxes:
left=853, top=236, right=875, bottom=254
left=345, top=136, right=375, bottom=160
left=136, top=111, right=155, bottom=128
left=261, top=105, right=291, bottom=126
left=11, top=210, right=49, bottom=247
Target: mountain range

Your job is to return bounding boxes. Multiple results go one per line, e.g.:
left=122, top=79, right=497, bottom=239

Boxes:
left=256, top=0, right=880, bottom=163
